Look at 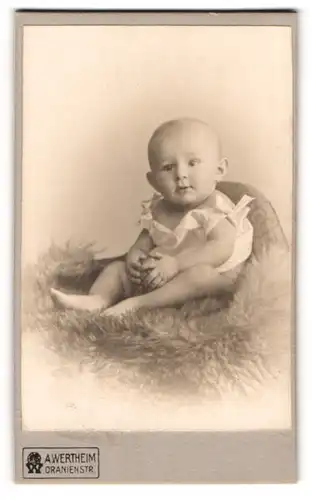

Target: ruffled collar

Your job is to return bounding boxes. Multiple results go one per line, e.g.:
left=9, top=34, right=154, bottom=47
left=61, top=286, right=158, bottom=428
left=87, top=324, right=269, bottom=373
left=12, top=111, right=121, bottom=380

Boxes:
left=140, top=190, right=235, bottom=247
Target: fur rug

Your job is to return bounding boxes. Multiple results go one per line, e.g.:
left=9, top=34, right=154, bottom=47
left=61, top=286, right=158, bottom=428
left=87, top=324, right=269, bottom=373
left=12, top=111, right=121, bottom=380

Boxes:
left=22, top=243, right=291, bottom=397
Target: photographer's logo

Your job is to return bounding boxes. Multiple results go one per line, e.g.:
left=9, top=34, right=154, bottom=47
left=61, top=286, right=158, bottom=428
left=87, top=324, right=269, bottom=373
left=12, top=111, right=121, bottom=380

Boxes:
left=23, top=447, right=99, bottom=479
left=25, top=451, right=43, bottom=474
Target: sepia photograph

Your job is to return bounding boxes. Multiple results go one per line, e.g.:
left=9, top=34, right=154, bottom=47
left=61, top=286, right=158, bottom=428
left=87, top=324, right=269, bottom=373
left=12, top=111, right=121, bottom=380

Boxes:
left=15, top=10, right=296, bottom=483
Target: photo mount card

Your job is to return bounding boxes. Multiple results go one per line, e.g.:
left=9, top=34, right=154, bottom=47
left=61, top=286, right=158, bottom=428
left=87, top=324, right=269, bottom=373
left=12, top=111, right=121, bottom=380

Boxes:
left=14, top=10, right=297, bottom=483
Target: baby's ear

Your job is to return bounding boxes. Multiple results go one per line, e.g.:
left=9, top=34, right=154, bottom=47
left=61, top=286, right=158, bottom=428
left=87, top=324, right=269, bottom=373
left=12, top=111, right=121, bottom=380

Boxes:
left=216, top=157, right=228, bottom=180
left=146, top=171, right=159, bottom=191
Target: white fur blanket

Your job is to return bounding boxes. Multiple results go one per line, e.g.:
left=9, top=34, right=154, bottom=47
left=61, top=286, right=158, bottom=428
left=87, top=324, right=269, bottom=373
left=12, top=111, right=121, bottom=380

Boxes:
left=22, top=243, right=292, bottom=398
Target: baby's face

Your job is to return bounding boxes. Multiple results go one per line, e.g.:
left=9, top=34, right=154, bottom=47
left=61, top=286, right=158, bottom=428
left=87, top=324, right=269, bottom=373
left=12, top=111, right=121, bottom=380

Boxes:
left=148, top=123, right=226, bottom=208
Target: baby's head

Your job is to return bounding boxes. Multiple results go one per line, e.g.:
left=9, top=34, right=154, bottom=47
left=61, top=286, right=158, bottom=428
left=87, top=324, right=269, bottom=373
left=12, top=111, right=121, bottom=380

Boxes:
left=147, top=118, right=228, bottom=208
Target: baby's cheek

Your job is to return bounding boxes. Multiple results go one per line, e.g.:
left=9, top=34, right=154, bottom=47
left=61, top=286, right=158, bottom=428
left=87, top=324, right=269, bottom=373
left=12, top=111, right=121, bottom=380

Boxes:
left=161, top=177, right=175, bottom=191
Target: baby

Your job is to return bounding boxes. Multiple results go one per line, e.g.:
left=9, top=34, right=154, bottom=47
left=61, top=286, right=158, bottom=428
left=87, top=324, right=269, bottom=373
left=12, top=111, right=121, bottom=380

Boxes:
left=51, top=118, right=254, bottom=316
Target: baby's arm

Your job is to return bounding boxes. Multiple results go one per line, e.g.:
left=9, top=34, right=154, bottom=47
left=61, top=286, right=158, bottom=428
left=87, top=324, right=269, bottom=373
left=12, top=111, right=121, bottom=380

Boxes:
left=126, top=230, right=155, bottom=284
left=143, top=218, right=236, bottom=289
left=176, top=218, right=236, bottom=272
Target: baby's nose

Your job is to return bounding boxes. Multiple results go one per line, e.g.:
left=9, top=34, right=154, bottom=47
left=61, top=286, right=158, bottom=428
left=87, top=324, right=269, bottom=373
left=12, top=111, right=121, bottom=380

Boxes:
left=175, top=163, right=188, bottom=180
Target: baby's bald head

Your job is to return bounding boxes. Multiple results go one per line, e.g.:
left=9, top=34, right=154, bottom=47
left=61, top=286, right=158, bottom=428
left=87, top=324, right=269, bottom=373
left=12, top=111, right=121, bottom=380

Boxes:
left=145, top=118, right=228, bottom=208
left=147, top=118, right=221, bottom=170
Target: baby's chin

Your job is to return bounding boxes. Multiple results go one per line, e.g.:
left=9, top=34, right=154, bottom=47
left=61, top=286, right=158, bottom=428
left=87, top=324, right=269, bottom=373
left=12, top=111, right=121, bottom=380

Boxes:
left=168, top=190, right=206, bottom=208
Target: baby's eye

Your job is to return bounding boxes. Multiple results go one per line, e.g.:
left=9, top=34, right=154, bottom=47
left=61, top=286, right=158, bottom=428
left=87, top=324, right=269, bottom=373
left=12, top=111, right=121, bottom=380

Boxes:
left=189, top=158, right=201, bottom=167
left=162, top=164, right=175, bottom=172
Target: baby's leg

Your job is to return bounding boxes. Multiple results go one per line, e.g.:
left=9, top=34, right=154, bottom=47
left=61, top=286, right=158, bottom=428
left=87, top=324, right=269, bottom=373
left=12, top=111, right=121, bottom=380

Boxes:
left=50, top=260, right=130, bottom=311
left=105, top=264, right=237, bottom=315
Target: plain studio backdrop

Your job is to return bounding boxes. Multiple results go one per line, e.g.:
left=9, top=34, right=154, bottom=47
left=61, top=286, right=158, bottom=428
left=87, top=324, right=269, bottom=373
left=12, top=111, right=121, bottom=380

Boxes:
left=22, top=25, right=293, bottom=265
left=21, top=25, right=292, bottom=430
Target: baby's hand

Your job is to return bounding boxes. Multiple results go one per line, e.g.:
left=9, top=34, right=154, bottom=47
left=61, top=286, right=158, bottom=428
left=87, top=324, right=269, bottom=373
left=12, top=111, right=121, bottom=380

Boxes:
left=126, top=248, right=147, bottom=285
left=141, top=252, right=179, bottom=290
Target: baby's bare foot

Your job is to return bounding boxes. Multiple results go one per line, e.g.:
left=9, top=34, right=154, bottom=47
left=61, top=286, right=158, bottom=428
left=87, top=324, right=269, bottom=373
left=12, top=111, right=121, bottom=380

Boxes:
left=50, top=288, right=105, bottom=311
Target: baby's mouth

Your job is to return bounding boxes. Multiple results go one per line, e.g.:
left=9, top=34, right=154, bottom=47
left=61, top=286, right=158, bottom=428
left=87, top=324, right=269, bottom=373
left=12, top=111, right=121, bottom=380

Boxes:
left=177, top=185, right=192, bottom=193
